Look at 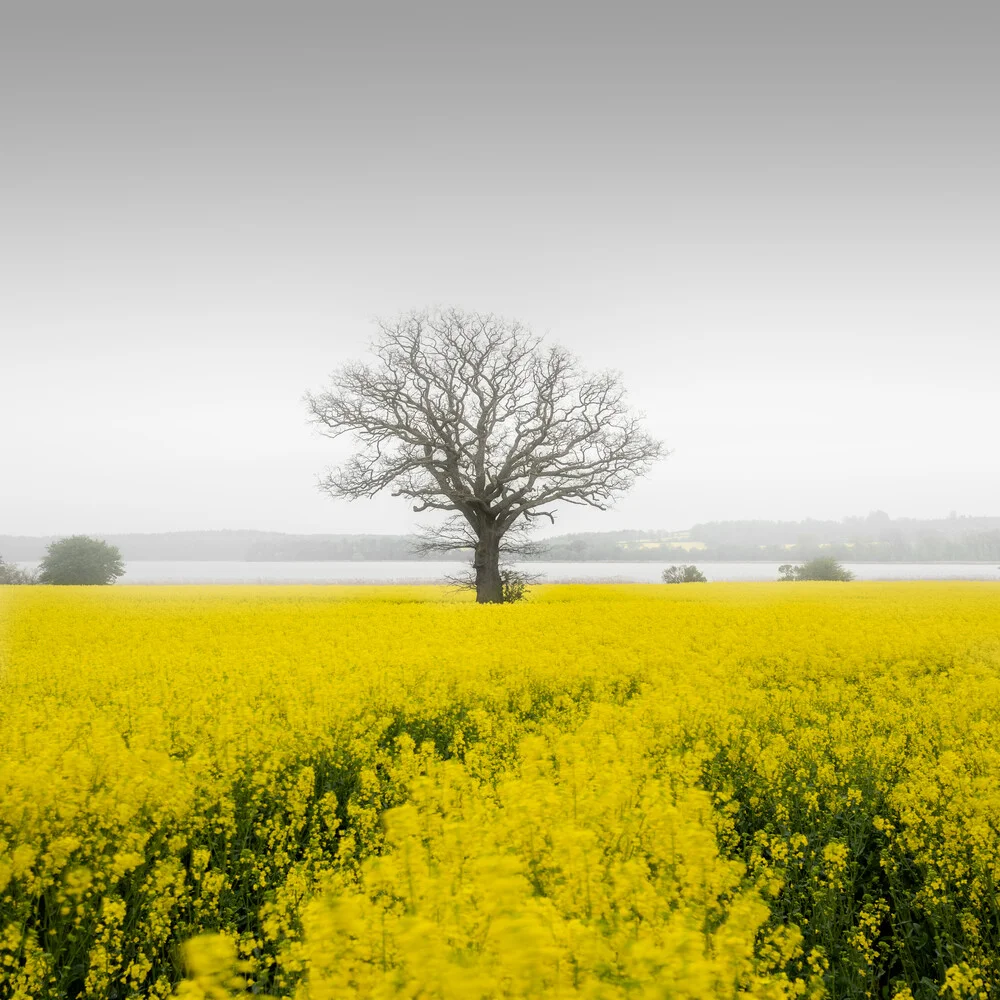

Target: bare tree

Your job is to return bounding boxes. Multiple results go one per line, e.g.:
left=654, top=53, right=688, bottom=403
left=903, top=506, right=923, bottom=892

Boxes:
left=305, top=308, right=664, bottom=603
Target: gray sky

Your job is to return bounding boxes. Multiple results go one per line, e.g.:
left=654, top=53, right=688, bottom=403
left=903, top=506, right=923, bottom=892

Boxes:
left=2, top=2, right=997, bottom=537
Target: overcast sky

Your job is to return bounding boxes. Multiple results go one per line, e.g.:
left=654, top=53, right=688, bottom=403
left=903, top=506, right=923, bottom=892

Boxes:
left=2, top=2, right=997, bottom=537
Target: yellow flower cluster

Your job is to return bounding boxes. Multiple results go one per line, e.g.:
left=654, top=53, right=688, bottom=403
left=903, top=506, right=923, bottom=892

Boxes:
left=295, top=719, right=808, bottom=1000
left=1, top=583, right=999, bottom=999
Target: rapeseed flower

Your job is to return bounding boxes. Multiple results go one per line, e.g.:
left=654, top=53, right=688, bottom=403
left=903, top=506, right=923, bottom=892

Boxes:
left=0, top=583, right=997, bottom=998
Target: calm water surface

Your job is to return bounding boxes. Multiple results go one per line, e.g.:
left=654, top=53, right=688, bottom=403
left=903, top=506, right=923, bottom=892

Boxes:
left=16, top=560, right=1000, bottom=584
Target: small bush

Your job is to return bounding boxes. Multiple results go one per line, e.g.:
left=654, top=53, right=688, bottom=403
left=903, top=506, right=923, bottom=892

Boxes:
left=445, top=565, right=538, bottom=603
left=500, top=567, right=532, bottom=603
left=0, top=555, right=38, bottom=585
left=778, top=556, right=854, bottom=582
left=662, top=564, right=708, bottom=584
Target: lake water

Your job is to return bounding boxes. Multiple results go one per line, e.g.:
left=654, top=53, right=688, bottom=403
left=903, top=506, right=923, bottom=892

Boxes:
left=15, top=560, right=1000, bottom=584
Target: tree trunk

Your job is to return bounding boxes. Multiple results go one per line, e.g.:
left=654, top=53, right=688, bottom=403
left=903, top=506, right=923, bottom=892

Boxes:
left=473, top=527, right=503, bottom=604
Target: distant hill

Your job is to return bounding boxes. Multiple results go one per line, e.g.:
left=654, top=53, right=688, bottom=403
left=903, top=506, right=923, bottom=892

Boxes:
left=4, top=513, right=1000, bottom=563
left=684, top=512, right=1000, bottom=561
left=0, top=530, right=427, bottom=562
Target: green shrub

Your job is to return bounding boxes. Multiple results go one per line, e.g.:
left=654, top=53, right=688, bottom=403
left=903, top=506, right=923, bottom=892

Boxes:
left=662, top=564, right=708, bottom=584
left=0, top=555, right=37, bottom=585
left=500, top=567, right=532, bottom=603
left=779, top=556, right=854, bottom=581
left=38, top=536, right=125, bottom=585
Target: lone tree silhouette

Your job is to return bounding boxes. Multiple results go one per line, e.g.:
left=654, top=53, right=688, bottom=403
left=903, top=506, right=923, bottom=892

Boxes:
left=306, top=309, right=664, bottom=603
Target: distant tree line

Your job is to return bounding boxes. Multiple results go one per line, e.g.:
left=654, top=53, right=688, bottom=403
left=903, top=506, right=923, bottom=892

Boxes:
left=0, top=531, right=436, bottom=563
left=687, top=512, right=1000, bottom=561
left=245, top=535, right=431, bottom=561
left=685, top=534, right=1000, bottom=563
left=4, top=514, right=999, bottom=564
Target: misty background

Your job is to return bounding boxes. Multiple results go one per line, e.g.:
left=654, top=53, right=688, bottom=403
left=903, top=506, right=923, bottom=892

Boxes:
left=2, top=2, right=998, bottom=539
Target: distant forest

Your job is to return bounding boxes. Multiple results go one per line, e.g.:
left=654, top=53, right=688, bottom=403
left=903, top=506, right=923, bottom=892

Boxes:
left=4, top=513, right=1000, bottom=563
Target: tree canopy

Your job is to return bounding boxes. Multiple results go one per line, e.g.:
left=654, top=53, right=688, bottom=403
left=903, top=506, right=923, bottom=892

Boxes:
left=38, top=536, right=125, bottom=585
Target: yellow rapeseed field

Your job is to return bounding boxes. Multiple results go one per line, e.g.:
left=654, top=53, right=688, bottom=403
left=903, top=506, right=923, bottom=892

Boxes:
left=2, top=583, right=999, bottom=1000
